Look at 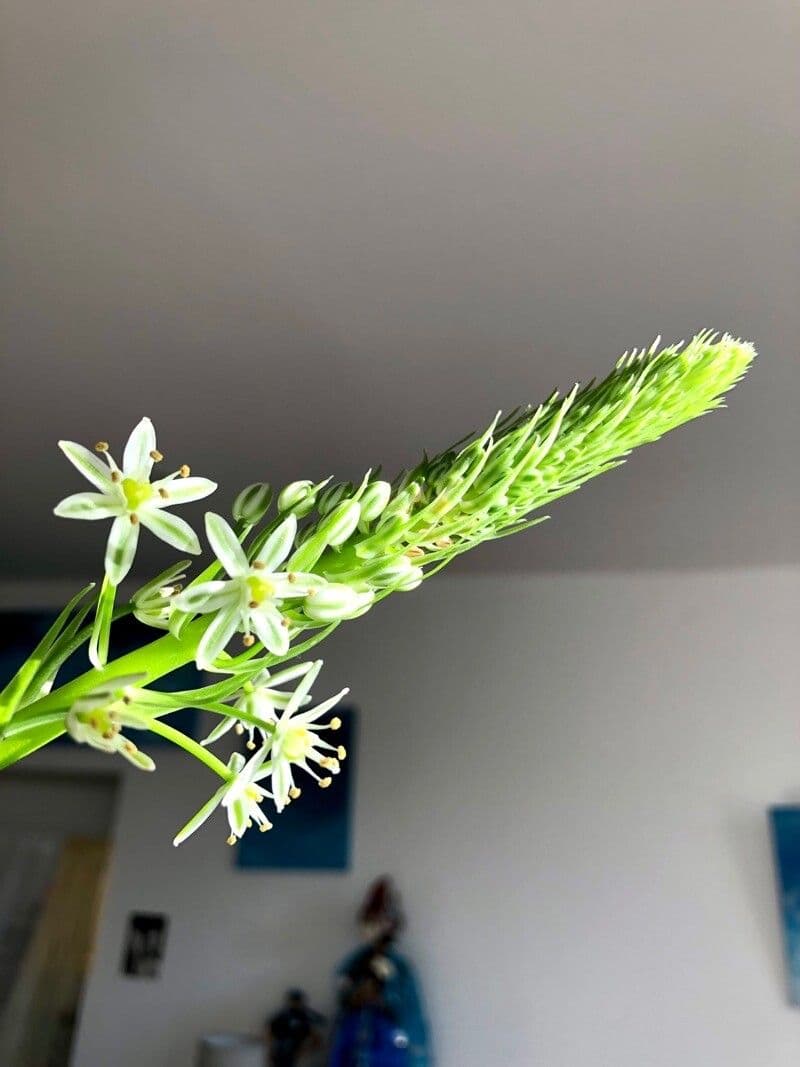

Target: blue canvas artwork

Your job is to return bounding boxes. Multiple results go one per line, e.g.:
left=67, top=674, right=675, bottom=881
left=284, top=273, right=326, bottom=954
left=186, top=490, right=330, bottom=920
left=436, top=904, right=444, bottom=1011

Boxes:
left=0, top=611, right=202, bottom=743
left=770, top=807, right=800, bottom=1006
left=237, top=707, right=357, bottom=871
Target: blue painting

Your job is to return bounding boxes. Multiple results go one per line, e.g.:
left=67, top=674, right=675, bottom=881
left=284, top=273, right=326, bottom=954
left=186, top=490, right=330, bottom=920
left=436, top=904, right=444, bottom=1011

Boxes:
left=0, top=611, right=201, bottom=743
left=237, top=707, right=357, bottom=871
left=770, top=807, right=800, bottom=1005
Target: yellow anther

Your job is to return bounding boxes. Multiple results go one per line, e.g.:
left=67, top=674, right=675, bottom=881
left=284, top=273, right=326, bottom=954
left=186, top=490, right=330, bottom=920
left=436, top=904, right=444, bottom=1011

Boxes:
left=179, top=464, right=191, bottom=478
left=406, top=546, right=425, bottom=558
left=434, top=536, right=453, bottom=548
left=130, top=513, right=139, bottom=525
left=252, top=561, right=266, bottom=570
left=259, top=822, right=272, bottom=832
left=281, top=618, right=290, bottom=629
left=248, top=600, right=258, bottom=609
left=287, top=573, right=297, bottom=583
left=337, top=746, right=347, bottom=760
left=94, top=441, right=109, bottom=453
left=158, top=487, right=169, bottom=499
left=149, top=449, right=163, bottom=462
left=227, top=835, right=237, bottom=846
left=319, top=777, right=332, bottom=789
left=289, top=786, right=301, bottom=799
left=242, top=634, right=255, bottom=648
left=111, top=470, right=120, bottom=482
left=246, top=740, right=256, bottom=750
left=234, top=723, right=244, bottom=735
left=329, top=717, right=342, bottom=731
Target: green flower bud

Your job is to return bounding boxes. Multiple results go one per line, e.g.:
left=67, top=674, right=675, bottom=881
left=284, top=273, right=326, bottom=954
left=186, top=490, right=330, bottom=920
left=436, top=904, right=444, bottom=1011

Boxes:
left=370, top=556, right=423, bottom=590
left=233, top=482, right=273, bottom=524
left=304, top=584, right=374, bottom=622
left=359, top=480, right=392, bottom=524
left=319, top=499, right=361, bottom=547
left=278, top=480, right=316, bottom=517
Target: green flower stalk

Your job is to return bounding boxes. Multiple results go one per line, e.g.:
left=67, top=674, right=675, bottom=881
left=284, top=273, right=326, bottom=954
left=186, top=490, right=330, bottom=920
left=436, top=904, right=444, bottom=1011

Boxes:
left=0, top=331, right=754, bottom=845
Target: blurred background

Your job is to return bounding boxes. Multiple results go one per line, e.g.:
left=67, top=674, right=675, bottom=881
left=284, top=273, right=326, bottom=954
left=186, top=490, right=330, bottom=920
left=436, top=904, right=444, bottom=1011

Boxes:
left=0, top=2, right=798, bottom=1065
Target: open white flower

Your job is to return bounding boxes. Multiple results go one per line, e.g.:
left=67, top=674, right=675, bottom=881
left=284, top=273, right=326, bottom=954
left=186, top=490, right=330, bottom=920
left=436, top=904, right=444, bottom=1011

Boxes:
left=175, top=512, right=324, bottom=669
left=201, top=662, right=315, bottom=749
left=55, top=417, right=216, bottom=584
left=66, top=675, right=155, bottom=771
left=253, top=660, right=349, bottom=812
left=173, top=749, right=274, bottom=846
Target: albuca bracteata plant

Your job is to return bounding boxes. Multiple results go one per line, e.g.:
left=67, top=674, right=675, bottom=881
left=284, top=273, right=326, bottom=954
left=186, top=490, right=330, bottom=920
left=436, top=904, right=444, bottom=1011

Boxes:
left=0, top=332, right=754, bottom=846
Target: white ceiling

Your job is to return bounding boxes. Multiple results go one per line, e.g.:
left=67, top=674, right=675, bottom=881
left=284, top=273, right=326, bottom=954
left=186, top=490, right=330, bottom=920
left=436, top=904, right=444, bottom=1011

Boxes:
left=2, top=1, right=798, bottom=580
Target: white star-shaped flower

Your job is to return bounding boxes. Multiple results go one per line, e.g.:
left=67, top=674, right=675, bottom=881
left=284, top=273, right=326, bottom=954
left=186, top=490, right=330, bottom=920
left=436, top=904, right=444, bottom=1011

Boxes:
left=200, top=662, right=315, bottom=750
left=173, top=749, right=274, bottom=846
left=66, top=675, right=155, bottom=771
left=253, top=660, right=349, bottom=812
left=174, top=512, right=324, bottom=669
left=55, top=417, right=217, bottom=584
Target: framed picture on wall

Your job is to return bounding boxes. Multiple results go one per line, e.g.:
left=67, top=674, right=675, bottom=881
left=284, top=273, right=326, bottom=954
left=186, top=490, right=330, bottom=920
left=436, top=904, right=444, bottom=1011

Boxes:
left=770, top=806, right=800, bottom=1006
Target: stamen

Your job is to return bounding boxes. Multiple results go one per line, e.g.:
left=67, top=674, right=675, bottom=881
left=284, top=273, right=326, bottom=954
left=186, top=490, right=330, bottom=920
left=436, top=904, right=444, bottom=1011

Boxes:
left=227, top=835, right=237, bottom=846
left=111, top=471, right=120, bottom=483
left=234, top=723, right=244, bottom=735
left=329, top=717, right=342, bottom=731
left=319, top=777, right=332, bottom=789
left=94, top=441, right=109, bottom=453
left=281, top=618, right=290, bottom=628
left=248, top=600, right=258, bottom=609
left=149, top=449, right=164, bottom=462
left=306, top=588, right=316, bottom=598
left=179, top=464, right=191, bottom=478
left=246, top=740, right=256, bottom=751
left=287, top=573, right=297, bottom=583
left=434, top=536, right=453, bottom=548
left=158, top=488, right=169, bottom=499
left=130, top=514, right=139, bottom=525
left=242, top=634, right=255, bottom=648
left=337, top=746, right=347, bottom=760
left=252, top=560, right=266, bottom=571
left=289, top=786, right=301, bottom=799
left=406, top=546, right=425, bottom=558
left=259, top=822, right=272, bottom=832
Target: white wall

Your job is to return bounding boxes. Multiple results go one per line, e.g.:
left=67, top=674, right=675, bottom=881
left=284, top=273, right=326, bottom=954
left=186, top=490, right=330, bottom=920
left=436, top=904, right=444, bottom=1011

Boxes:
left=22, top=568, right=793, bottom=1067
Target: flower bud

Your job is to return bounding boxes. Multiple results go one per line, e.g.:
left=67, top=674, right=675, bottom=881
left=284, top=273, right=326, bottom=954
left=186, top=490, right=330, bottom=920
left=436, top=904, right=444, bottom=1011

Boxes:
left=370, top=556, right=423, bottom=591
left=233, top=482, right=273, bottom=524
left=277, top=480, right=316, bottom=517
left=319, top=499, right=361, bottom=547
left=359, top=480, right=392, bottom=524
left=304, top=584, right=374, bottom=622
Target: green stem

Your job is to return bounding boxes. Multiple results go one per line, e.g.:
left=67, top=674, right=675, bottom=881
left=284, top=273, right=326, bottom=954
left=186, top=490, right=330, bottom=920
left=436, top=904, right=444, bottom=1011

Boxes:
left=145, top=719, right=230, bottom=779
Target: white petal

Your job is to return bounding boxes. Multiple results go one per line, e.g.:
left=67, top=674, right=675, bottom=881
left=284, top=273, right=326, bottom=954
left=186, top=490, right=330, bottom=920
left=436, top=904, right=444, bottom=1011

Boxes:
left=122, top=417, right=156, bottom=479
left=225, top=796, right=249, bottom=838
left=173, top=785, right=226, bottom=846
left=265, top=661, right=317, bottom=688
left=115, top=737, right=156, bottom=772
left=293, top=687, right=349, bottom=726
left=271, top=759, right=293, bottom=812
left=250, top=603, right=290, bottom=656
left=54, top=492, right=122, bottom=520
left=283, top=660, right=323, bottom=717
left=174, top=580, right=238, bottom=615
left=254, top=514, right=297, bottom=571
left=196, top=604, right=241, bottom=669
left=58, top=441, right=114, bottom=492
left=201, top=716, right=235, bottom=746
left=138, top=509, right=201, bottom=554
left=151, top=476, right=217, bottom=507
left=104, top=516, right=140, bottom=585
left=205, top=512, right=248, bottom=577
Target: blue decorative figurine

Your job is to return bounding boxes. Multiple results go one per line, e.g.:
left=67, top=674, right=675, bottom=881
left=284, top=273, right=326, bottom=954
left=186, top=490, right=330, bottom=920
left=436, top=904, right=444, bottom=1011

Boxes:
left=329, top=877, right=431, bottom=1067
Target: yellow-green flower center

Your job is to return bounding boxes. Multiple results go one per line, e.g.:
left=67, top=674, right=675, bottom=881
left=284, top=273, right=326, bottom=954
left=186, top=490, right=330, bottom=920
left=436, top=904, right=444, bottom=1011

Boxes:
left=282, top=726, right=312, bottom=762
left=122, top=477, right=153, bottom=511
left=247, top=575, right=275, bottom=605
left=79, top=706, right=119, bottom=740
